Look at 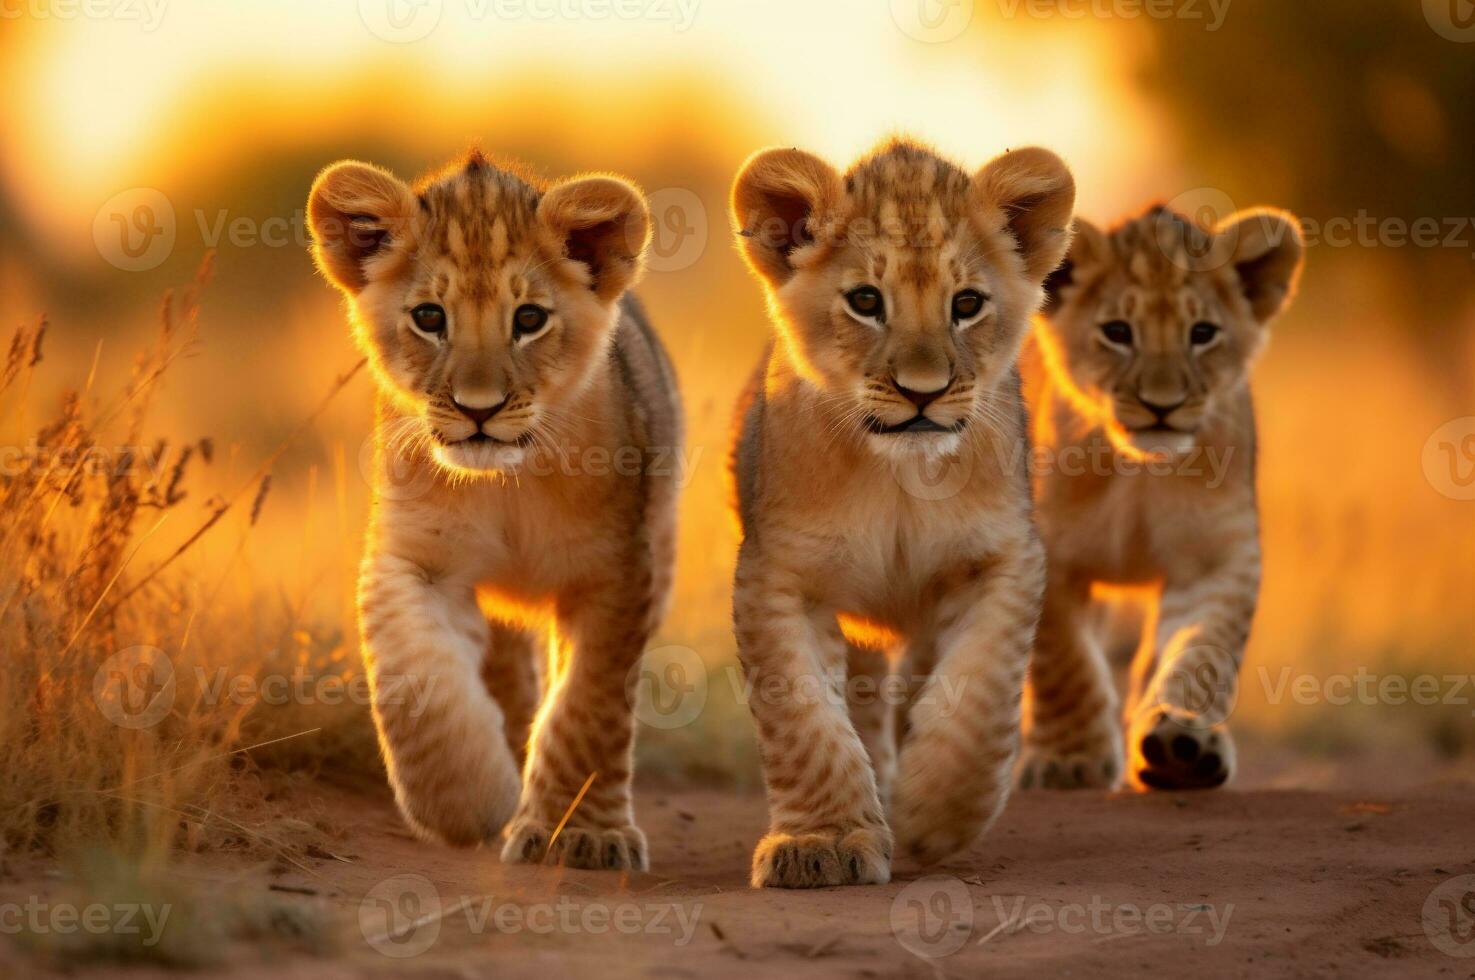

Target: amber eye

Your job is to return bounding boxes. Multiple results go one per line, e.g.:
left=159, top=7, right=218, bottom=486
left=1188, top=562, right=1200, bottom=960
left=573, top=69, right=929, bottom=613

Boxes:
left=513, top=304, right=549, bottom=337
left=1189, top=321, right=1221, bottom=346
left=1099, top=320, right=1133, bottom=346
left=410, top=303, right=446, bottom=334
left=845, top=286, right=884, bottom=320
left=952, top=289, right=987, bottom=321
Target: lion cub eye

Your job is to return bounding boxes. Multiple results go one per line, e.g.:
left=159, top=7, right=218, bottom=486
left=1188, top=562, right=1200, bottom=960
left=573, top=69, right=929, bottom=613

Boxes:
left=513, top=304, right=550, bottom=338
left=951, top=289, right=987, bottom=321
left=1099, top=320, right=1133, bottom=346
left=845, top=286, right=884, bottom=320
left=410, top=304, right=446, bottom=335
left=1189, top=321, right=1221, bottom=346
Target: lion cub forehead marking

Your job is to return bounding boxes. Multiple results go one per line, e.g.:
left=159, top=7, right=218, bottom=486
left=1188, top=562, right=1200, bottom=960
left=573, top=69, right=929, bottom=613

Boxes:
left=843, top=143, right=976, bottom=287
left=417, top=156, right=544, bottom=301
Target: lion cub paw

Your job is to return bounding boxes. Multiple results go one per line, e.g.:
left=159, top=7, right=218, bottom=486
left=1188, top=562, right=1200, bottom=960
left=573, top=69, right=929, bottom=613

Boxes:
left=501, top=820, right=649, bottom=871
left=1130, top=709, right=1235, bottom=791
left=750, top=828, right=891, bottom=888
left=1016, top=737, right=1123, bottom=791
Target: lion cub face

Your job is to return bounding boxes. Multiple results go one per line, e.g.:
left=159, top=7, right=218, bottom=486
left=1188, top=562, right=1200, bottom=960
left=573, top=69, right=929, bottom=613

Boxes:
left=307, top=152, right=649, bottom=475
left=732, top=139, right=1075, bottom=457
left=1044, top=205, right=1304, bottom=453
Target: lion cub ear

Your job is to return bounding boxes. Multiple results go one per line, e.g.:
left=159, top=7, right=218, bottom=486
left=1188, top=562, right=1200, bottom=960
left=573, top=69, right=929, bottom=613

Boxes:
left=1042, top=217, right=1110, bottom=315
left=1216, top=208, right=1304, bottom=324
left=307, top=161, right=418, bottom=294
left=538, top=176, right=650, bottom=303
left=731, top=148, right=844, bottom=288
left=969, top=147, right=1077, bottom=286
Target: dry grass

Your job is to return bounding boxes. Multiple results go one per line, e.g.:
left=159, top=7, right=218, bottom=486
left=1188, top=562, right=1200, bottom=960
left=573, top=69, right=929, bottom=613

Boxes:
left=0, top=258, right=379, bottom=881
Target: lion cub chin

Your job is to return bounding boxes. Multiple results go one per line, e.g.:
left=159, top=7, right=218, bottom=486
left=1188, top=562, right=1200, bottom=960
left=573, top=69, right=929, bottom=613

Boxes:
left=307, top=151, right=681, bottom=870
left=728, top=138, right=1075, bottom=887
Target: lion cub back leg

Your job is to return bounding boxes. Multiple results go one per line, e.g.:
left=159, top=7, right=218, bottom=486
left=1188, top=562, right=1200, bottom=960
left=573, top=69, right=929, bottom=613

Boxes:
left=480, top=621, right=544, bottom=770
left=846, top=642, right=897, bottom=809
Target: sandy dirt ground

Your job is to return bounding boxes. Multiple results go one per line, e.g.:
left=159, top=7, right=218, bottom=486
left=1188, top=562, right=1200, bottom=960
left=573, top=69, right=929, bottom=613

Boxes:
left=4, top=766, right=1475, bottom=979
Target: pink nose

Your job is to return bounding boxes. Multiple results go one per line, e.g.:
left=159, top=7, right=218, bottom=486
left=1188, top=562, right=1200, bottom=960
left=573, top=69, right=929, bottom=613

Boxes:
left=892, top=377, right=951, bottom=410
left=453, top=397, right=507, bottom=426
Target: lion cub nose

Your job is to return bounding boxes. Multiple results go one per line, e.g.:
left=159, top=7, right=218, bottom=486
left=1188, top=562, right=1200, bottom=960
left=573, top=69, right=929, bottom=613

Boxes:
left=891, top=372, right=952, bottom=411
left=452, top=392, right=508, bottom=427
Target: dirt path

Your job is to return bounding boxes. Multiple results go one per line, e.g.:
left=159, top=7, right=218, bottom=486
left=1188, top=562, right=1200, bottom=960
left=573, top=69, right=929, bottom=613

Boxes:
left=6, top=775, right=1475, bottom=978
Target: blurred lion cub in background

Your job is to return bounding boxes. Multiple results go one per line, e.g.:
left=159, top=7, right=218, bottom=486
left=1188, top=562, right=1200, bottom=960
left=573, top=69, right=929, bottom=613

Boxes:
left=1018, top=203, right=1303, bottom=792
left=729, top=138, right=1074, bottom=887
left=307, top=151, right=680, bottom=870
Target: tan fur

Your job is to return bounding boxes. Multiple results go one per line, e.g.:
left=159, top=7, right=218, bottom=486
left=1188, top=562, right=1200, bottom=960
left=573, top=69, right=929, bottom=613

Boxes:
left=307, top=151, right=681, bottom=868
left=729, top=139, right=1075, bottom=886
left=1018, top=203, right=1303, bottom=791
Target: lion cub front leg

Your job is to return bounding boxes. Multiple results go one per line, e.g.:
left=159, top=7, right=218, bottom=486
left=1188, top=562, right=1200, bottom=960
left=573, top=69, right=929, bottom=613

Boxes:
left=1128, top=556, right=1256, bottom=791
left=891, top=543, right=1043, bottom=865
left=499, top=577, right=652, bottom=871
left=736, top=555, right=892, bottom=889
left=359, top=554, right=523, bottom=847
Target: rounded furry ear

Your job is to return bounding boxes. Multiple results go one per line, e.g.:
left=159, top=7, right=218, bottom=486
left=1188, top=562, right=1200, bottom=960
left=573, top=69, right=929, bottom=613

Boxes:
left=307, top=161, right=417, bottom=293
left=730, top=147, right=843, bottom=287
left=538, top=176, right=650, bottom=302
left=1042, top=217, right=1109, bottom=315
left=1216, top=208, right=1304, bottom=323
left=969, top=147, right=1077, bottom=285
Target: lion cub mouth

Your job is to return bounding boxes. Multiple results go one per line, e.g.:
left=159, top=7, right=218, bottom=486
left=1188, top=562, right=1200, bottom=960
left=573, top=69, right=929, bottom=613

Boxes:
left=863, top=414, right=968, bottom=436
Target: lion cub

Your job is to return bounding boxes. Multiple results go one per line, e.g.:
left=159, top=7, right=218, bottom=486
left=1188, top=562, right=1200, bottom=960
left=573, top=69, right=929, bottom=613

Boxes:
left=729, top=139, right=1075, bottom=886
left=306, top=151, right=680, bottom=869
left=1017, top=204, right=1303, bottom=792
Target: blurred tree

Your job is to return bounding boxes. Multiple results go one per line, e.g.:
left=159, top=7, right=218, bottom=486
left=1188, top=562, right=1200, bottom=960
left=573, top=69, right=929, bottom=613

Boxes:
left=1135, top=0, right=1474, bottom=339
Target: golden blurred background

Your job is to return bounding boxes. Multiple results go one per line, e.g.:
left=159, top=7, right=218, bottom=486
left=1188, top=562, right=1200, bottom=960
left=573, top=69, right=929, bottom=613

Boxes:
left=2, top=0, right=1472, bottom=781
